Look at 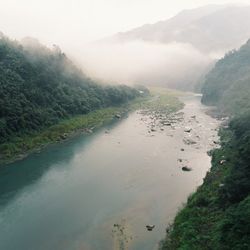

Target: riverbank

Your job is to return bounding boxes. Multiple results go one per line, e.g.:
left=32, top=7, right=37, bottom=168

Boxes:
left=0, top=88, right=183, bottom=166
left=0, top=92, right=222, bottom=250
left=0, top=106, right=129, bottom=166
left=159, top=114, right=250, bottom=249
left=0, top=93, right=220, bottom=250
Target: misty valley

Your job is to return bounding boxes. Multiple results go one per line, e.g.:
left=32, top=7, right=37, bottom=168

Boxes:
left=0, top=3, right=250, bottom=250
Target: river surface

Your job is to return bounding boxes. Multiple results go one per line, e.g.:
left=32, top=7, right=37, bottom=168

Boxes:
left=0, top=95, right=220, bottom=250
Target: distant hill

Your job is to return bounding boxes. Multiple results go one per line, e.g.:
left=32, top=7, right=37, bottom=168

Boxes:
left=109, top=5, right=250, bottom=54
left=95, top=5, right=250, bottom=90
left=202, top=40, right=250, bottom=115
left=0, top=35, right=140, bottom=144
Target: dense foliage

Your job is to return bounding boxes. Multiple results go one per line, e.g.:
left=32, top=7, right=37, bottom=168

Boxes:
left=0, top=36, right=142, bottom=144
left=201, top=39, right=250, bottom=115
left=160, top=41, right=250, bottom=249
left=160, top=117, right=250, bottom=250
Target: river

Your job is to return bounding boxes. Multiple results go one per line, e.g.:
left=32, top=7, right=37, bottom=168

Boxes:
left=0, top=94, right=220, bottom=250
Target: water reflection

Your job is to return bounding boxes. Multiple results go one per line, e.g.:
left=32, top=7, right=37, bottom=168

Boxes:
left=0, top=118, right=124, bottom=208
left=0, top=97, right=219, bottom=250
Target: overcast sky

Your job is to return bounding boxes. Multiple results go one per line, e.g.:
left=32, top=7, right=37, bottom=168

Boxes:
left=0, top=0, right=249, bottom=48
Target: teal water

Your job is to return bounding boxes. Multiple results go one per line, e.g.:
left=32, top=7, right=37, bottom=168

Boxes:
left=0, top=96, right=220, bottom=250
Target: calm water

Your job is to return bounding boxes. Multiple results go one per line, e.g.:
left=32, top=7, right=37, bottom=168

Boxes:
left=0, top=95, right=219, bottom=250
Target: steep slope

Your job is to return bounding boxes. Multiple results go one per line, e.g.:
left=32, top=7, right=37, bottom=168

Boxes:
left=160, top=121, right=250, bottom=249
left=109, top=5, right=223, bottom=43
left=202, top=40, right=250, bottom=115
left=160, top=42, right=250, bottom=249
left=0, top=35, right=141, bottom=145
left=110, top=5, right=250, bottom=54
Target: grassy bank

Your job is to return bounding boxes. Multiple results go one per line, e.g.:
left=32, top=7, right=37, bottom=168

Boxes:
left=0, top=106, right=128, bottom=165
left=133, top=87, right=184, bottom=113
left=160, top=117, right=250, bottom=250
left=0, top=88, right=183, bottom=166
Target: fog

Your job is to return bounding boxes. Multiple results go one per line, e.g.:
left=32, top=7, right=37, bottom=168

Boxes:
left=72, top=41, right=214, bottom=89
left=1, top=1, right=250, bottom=90
left=68, top=3, right=250, bottom=90
left=0, top=0, right=247, bottom=43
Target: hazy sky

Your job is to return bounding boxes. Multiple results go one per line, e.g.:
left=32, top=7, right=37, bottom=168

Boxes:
left=0, top=0, right=249, bottom=48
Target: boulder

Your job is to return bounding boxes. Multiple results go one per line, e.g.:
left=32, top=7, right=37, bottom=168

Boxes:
left=146, top=225, right=155, bottom=231
left=184, top=127, right=192, bottom=133
left=220, top=160, right=226, bottom=165
left=183, top=138, right=197, bottom=145
left=60, top=133, right=67, bottom=139
left=163, top=122, right=171, bottom=126
left=115, top=114, right=121, bottom=119
left=182, top=166, right=192, bottom=171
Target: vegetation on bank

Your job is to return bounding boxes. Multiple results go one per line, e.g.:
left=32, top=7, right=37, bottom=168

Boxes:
left=0, top=87, right=183, bottom=165
left=160, top=41, right=250, bottom=250
left=160, top=119, right=250, bottom=249
left=0, top=34, right=153, bottom=164
left=0, top=106, right=125, bottom=164
left=201, top=39, right=250, bottom=115
left=0, top=34, right=183, bottom=165
left=133, top=87, right=184, bottom=114
left=0, top=35, right=143, bottom=146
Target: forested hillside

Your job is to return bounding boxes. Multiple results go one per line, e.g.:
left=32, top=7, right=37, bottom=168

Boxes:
left=0, top=35, right=141, bottom=144
left=202, top=39, right=250, bottom=115
left=160, top=41, right=250, bottom=249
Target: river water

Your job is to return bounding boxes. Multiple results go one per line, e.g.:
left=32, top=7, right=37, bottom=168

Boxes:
left=0, top=95, right=220, bottom=250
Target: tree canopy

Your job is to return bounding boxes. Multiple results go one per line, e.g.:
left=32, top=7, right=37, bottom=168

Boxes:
left=0, top=36, right=143, bottom=143
left=201, top=39, right=250, bottom=115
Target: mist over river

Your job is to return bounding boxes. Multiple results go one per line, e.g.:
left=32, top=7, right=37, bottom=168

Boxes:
left=0, top=94, right=220, bottom=250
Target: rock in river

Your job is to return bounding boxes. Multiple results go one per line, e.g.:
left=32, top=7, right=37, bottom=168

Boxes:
left=146, top=225, right=155, bottom=231
left=184, top=127, right=192, bottom=133
left=183, top=138, right=197, bottom=145
left=182, top=166, right=192, bottom=172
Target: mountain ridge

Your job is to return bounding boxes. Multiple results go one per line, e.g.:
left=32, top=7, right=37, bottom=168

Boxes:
left=106, top=4, right=250, bottom=54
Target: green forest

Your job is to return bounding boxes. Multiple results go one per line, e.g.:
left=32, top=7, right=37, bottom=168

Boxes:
left=202, top=39, right=250, bottom=114
left=0, top=36, right=143, bottom=143
left=0, top=35, right=147, bottom=163
left=160, top=40, right=250, bottom=249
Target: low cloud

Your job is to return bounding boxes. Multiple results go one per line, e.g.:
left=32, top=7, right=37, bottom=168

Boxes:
left=70, top=40, right=215, bottom=90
